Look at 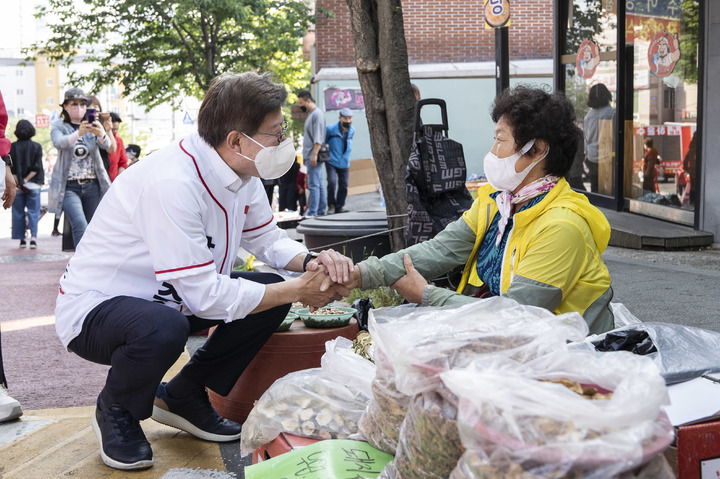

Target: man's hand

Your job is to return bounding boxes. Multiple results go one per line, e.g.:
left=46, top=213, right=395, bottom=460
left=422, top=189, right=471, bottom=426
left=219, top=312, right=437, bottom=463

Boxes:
left=295, top=266, right=350, bottom=308
left=2, top=165, right=16, bottom=209
left=310, top=154, right=318, bottom=167
left=305, top=248, right=354, bottom=286
left=390, top=254, right=428, bottom=304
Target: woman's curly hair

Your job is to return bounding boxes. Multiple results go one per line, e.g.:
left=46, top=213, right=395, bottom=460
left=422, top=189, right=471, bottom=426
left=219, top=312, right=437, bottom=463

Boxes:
left=491, top=85, right=581, bottom=177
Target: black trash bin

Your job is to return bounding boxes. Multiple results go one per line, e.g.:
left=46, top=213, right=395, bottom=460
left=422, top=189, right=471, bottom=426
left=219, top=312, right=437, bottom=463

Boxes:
left=296, top=211, right=390, bottom=261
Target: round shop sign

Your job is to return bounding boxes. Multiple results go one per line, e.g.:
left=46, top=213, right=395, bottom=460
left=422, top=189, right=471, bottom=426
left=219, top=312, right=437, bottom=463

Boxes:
left=576, top=40, right=600, bottom=80
left=485, top=0, right=511, bottom=28
left=648, top=32, right=680, bottom=77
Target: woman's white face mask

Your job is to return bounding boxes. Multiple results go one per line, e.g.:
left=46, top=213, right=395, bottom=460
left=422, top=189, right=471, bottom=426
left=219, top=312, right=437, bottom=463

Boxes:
left=236, top=134, right=295, bottom=180
left=483, top=139, right=548, bottom=191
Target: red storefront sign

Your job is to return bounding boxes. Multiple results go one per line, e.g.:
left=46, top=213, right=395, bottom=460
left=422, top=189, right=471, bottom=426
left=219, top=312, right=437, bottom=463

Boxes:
left=633, top=125, right=682, bottom=136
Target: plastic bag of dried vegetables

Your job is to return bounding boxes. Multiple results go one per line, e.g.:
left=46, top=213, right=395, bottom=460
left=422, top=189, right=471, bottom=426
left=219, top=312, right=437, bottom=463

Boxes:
left=358, top=347, right=408, bottom=455
left=241, top=339, right=375, bottom=455
left=442, top=350, right=674, bottom=479
left=371, top=297, right=589, bottom=397
left=358, top=299, right=588, bottom=456
left=393, top=386, right=465, bottom=479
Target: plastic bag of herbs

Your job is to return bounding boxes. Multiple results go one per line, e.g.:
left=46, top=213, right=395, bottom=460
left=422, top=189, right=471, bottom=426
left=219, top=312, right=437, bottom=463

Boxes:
left=358, top=298, right=589, bottom=457
left=442, top=350, right=674, bottom=479
left=241, top=338, right=375, bottom=455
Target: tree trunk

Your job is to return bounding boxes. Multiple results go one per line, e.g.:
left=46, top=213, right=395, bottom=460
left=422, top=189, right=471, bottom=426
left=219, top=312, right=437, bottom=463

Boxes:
left=345, top=0, right=415, bottom=252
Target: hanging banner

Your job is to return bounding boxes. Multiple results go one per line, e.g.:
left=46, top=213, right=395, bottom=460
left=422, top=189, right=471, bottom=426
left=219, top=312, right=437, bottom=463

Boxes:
left=576, top=40, right=600, bottom=79
left=484, top=0, right=511, bottom=29
left=323, top=88, right=364, bottom=111
left=35, top=115, right=49, bottom=128
left=648, top=31, right=680, bottom=77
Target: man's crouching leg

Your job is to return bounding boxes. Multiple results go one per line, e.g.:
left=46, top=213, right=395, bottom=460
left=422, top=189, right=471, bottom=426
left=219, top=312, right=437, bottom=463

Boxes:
left=70, top=296, right=190, bottom=470
left=152, top=271, right=290, bottom=442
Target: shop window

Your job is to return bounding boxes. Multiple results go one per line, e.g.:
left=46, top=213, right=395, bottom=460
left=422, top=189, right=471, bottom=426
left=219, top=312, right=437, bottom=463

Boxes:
left=561, top=0, right=618, bottom=197
left=628, top=0, right=699, bottom=213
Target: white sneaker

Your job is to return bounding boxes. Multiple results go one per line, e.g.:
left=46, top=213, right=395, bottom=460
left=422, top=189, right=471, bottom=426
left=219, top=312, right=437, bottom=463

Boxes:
left=0, top=385, right=23, bottom=422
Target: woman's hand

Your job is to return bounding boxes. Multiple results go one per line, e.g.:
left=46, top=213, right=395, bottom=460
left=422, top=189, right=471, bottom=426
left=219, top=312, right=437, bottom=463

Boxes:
left=390, top=254, right=428, bottom=304
left=305, top=248, right=354, bottom=286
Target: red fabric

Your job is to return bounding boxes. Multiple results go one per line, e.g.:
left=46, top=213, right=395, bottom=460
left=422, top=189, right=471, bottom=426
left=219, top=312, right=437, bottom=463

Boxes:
left=0, top=90, right=11, bottom=158
left=107, top=134, right=129, bottom=181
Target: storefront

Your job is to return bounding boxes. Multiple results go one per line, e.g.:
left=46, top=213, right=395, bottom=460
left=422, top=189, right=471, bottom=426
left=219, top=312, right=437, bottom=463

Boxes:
left=553, top=0, right=710, bottom=231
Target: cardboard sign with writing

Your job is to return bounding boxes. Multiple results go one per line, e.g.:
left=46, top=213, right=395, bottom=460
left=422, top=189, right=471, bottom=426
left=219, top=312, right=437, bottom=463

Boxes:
left=245, top=439, right=393, bottom=479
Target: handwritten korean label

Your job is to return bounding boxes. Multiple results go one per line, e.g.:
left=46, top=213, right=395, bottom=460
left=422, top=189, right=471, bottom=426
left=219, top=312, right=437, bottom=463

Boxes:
left=245, top=440, right=393, bottom=479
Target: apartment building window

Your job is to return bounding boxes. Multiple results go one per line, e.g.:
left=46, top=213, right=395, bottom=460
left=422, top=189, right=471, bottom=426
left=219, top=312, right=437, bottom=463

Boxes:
left=47, top=97, right=54, bottom=105
left=16, top=70, right=22, bottom=76
left=17, top=89, right=24, bottom=95
left=17, top=107, right=24, bottom=115
left=46, top=78, right=53, bottom=86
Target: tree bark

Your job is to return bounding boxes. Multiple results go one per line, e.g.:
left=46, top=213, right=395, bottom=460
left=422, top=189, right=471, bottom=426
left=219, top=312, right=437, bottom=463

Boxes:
left=346, top=0, right=415, bottom=252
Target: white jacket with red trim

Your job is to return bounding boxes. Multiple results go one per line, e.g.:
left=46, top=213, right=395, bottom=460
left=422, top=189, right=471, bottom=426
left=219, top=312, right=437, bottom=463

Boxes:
left=55, top=132, right=307, bottom=349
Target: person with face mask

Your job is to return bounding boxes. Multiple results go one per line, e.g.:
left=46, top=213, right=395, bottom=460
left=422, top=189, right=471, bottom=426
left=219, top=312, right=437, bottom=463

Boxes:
left=325, top=107, right=355, bottom=214
left=53, top=72, right=354, bottom=471
left=342, top=86, right=614, bottom=335
left=48, top=88, right=113, bottom=248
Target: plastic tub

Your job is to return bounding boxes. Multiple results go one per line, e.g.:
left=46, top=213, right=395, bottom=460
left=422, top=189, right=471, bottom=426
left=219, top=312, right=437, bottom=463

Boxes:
left=296, top=211, right=390, bottom=261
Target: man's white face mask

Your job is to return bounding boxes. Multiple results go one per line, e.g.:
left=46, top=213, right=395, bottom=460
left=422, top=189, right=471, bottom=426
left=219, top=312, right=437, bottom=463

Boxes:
left=236, top=134, right=296, bottom=180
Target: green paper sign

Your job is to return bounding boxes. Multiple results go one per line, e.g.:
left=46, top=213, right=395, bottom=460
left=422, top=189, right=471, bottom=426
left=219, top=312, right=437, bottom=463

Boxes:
left=245, top=439, right=393, bottom=479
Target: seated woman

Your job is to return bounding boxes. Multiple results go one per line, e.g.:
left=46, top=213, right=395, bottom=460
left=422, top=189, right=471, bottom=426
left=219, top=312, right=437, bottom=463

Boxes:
left=346, top=86, right=614, bottom=334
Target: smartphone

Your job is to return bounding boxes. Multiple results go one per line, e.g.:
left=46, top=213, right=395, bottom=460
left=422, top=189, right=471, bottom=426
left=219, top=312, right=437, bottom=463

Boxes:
left=84, top=108, right=97, bottom=124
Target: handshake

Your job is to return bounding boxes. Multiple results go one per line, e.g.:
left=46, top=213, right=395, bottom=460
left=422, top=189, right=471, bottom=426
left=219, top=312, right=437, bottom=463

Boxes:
left=293, top=250, right=429, bottom=308
left=293, top=248, right=362, bottom=309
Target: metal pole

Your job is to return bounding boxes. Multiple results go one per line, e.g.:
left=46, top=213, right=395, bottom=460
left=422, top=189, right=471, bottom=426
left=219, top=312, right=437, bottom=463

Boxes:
left=495, top=27, right=510, bottom=96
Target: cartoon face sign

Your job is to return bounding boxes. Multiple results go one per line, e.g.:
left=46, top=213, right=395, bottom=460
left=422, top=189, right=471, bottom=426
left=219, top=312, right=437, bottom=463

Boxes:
left=576, top=40, right=600, bottom=80
left=648, top=32, right=680, bottom=77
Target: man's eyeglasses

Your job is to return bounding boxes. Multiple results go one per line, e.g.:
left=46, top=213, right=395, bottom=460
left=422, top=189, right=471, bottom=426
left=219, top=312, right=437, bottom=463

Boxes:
left=257, top=120, right=288, bottom=143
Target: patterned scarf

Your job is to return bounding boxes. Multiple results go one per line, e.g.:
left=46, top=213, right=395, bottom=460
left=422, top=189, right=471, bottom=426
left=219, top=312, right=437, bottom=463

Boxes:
left=494, top=175, right=560, bottom=246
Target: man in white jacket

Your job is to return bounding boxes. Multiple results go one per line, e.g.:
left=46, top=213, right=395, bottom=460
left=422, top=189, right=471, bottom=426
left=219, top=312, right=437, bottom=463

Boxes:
left=55, top=72, right=353, bottom=470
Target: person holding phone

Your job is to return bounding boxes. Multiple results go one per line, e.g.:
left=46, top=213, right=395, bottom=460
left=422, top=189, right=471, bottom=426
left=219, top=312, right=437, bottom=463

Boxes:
left=87, top=95, right=117, bottom=175
left=48, top=87, right=112, bottom=248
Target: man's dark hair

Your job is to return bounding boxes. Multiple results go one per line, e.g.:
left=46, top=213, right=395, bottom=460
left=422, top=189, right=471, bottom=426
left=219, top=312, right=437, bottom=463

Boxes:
left=110, top=112, right=122, bottom=123
left=297, top=90, right=314, bottom=102
left=198, top=72, right=288, bottom=148
left=644, top=138, right=654, bottom=148
left=587, top=83, right=613, bottom=109
left=14, top=119, right=36, bottom=141
left=126, top=144, right=141, bottom=157
left=491, top=85, right=581, bottom=178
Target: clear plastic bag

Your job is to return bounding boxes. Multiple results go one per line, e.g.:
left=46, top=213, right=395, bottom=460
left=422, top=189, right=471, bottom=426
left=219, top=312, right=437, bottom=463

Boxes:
left=358, top=298, right=589, bottom=456
left=241, top=339, right=375, bottom=455
left=572, top=321, right=720, bottom=384
left=370, top=297, right=589, bottom=397
left=358, top=348, right=409, bottom=455
left=393, top=387, right=464, bottom=479
left=321, top=337, right=376, bottom=399
left=443, top=350, right=674, bottom=479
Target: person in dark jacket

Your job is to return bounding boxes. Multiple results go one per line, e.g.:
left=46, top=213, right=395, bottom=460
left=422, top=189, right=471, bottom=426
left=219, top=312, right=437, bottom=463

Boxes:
left=10, top=119, right=44, bottom=249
